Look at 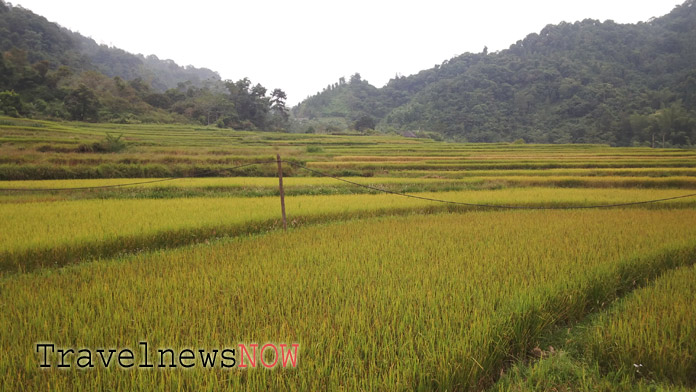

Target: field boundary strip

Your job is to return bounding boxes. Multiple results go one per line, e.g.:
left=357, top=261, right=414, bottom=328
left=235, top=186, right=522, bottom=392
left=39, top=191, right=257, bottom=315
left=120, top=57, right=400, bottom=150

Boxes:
left=2, top=160, right=696, bottom=210
left=0, top=161, right=278, bottom=191
left=0, top=177, right=179, bottom=191
left=287, top=162, right=696, bottom=210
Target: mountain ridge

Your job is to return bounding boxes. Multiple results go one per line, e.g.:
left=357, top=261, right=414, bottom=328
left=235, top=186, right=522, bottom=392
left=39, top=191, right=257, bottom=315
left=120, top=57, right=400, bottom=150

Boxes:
left=0, top=0, right=289, bottom=129
left=292, top=1, right=696, bottom=146
left=0, top=1, right=220, bottom=91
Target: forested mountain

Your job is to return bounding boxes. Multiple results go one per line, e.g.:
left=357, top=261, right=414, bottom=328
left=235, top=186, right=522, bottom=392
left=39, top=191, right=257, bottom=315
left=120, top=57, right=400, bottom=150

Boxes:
left=0, top=1, right=289, bottom=129
left=3, top=0, right=695, bottom=143
left=293, top=0, right=696, bottom=146
left=0, top=2, right=220, bottom=91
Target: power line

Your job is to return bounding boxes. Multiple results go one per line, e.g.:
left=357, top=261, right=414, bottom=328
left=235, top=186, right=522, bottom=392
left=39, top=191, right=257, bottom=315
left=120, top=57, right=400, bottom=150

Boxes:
left=0, top=161, right=276, bottom=192
left=286, top=162, right=696, bottom=210
left=0, top=177, right=179, bottom=191
left=1, top=159, right=696, bottom=209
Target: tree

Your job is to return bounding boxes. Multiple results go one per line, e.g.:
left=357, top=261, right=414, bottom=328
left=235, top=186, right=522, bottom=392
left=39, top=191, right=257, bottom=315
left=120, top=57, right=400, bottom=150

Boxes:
left=32, top=60, right=49, bottom=79
left=251, top=83, right=266, bottom=98
left=247, top=83, right=270, bottom=128
left=354, top=114, right=376, bottom=131
left=223, top=78, right=274, bottom=130
left=0, top=90, right=21, bottom=117
left=0, top=55, right=12, bottom=90
left=270, top=88, right=288, bottom=120
left=268, top=88, right=289, bottom=131
left=349, top=73, right=362, bottom=84
left=64, top=84, right=100, bottom=121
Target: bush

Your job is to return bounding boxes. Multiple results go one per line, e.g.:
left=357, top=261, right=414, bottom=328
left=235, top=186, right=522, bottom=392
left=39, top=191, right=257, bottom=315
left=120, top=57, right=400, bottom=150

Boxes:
left=77, top=133, right=127, bottom=153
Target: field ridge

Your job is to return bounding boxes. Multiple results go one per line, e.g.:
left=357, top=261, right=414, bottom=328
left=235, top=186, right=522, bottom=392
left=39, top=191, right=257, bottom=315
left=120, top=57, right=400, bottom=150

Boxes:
left=474, top=244, right=696, bottom=390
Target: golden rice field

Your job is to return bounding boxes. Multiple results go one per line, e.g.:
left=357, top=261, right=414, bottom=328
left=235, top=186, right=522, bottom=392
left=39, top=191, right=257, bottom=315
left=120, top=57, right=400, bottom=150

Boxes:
left=2, top=211, right=696, bottom=390
left=582, top=263, right=696, bottom=387
left=2, top=188, right=696, bottom=273
left=495, top=264, right=696, bottom=392
left=1, top=117, right=695, bottom=390
left=2, top=116, right=695, bottom=180
left=2, top=174, right=696, bottom=192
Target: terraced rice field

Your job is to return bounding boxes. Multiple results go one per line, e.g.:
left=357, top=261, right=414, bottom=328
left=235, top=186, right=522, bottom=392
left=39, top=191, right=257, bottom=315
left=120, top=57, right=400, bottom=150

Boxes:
left=1, top=117, right=695, bottom=390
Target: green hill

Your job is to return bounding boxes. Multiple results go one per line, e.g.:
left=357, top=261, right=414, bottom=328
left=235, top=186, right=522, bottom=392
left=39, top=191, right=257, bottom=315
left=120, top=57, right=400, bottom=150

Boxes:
left=0, top=1, right=288, bottom=129
left=293, top=0, right=696, bottom=146
left=0, top=1, right=220, bottom=91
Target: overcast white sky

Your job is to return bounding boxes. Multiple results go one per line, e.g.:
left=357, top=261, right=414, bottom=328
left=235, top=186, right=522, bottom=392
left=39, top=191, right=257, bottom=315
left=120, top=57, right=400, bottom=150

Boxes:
left=13, top=0, right=685, bottom=105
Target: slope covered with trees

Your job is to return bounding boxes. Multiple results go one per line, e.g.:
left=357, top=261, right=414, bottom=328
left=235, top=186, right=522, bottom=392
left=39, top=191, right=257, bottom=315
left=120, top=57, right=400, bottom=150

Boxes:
left=0, top=2, right=219, bottom=91
left=0, top=1, right=288, bottom=130
left=293, top=0, right=696, bottom=146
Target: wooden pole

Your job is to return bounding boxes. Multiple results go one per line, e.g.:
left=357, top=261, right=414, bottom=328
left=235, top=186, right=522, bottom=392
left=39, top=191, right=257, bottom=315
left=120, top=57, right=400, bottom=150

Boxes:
left=277, top=154, right=287, bottom=231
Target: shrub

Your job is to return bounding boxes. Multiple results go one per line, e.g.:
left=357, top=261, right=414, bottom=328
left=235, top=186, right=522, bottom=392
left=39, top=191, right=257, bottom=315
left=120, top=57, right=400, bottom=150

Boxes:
left=77, top=133, right=127, bottom=153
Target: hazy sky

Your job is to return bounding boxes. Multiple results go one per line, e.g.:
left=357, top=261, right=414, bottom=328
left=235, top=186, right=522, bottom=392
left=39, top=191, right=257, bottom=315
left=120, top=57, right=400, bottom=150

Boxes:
left=14, top=0, right=685, bottom=105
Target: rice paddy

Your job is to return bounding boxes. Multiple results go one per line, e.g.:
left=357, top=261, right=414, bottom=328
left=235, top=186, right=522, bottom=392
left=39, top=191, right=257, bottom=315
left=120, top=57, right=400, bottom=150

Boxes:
left=582, top=263, right=696, bottom=387
left=1, top=116, right=695, bottom=390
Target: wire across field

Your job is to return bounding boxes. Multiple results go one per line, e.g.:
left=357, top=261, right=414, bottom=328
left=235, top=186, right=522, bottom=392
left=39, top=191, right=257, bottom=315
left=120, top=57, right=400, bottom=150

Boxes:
left=2, top=118, right=696, bottom=391
left=3, top=175, right=696, bottom=192
left=2, top=188, right=696, bottom=272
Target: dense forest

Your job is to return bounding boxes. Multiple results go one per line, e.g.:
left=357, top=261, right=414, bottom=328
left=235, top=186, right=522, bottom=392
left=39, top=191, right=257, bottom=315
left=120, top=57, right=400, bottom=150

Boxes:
left=2, top=1, right=696, bottom=145
left=293, top=0, right=696, bottom=146
left=0, top=1, right=289, bottom=130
